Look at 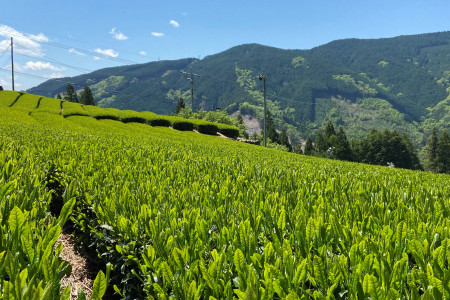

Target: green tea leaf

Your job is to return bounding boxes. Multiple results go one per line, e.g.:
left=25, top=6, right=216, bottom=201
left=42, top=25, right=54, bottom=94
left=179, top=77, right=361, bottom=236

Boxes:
left=57, top=197, right=76, bottom=227
left=234, top=248, right=245, bottom=274
left=91, top=270, right=107, bottom=300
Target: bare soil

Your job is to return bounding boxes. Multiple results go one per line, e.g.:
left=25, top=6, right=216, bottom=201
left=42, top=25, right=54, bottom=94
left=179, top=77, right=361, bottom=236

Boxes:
left=57, top=232, right=95, bottom=300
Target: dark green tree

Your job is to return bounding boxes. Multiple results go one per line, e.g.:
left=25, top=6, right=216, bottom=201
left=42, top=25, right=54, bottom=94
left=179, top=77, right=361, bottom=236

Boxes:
left=80, top=85, right=95, bottom=106
left=438, top=130, right=450, bottom=173
left=324, top=121, right=336, bottom=138
left=64, top=83, right=78, bottom=103
left=56, top=93, right=62, bottom=99
left=279, top=128, right=292, bottom=151
left=236, top=113, right=244, bottom=124
left=293, top=143, right=303, bottom=154
left=175, top=97, right=185, bottom=114
left=401, top=133, right=422, bottom=170
left=315, top=131, right=327, bottom=153
left=425, top=128, right=440, bottom=172
left=265, top=110, right=279, bottom=144
left=350, top=139, right=364, bottom=162
left=360, top=129, right=420, bottom=170
left=304, top=136, right=314, bottom=155
left=334, top=126, right=353, bottom=161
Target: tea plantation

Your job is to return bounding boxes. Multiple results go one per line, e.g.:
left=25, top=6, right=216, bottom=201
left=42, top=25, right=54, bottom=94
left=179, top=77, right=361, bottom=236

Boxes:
left=1, top=91, right=449, bottom=299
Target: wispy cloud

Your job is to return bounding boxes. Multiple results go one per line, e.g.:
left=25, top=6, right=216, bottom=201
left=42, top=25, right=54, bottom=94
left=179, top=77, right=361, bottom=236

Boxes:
left=0, top=77, right=8, bottom=87
left=151, top=32, right=164, bottom=37
left=169, top=20, right=180, bottom=28
left=140, top=51, right=147, bottom=56
left=23, top=61, right=64, bottom=71
left=0, top=24, right=48, bottom=56
left=68, top=48, right=85, bottom=56
left=29, top=33, right=49, bottom=42
left=46, top=72, right=65, bottom=79
left=110, top=28, right=129, bottom=41
left=94, top=48, right=119, bottom=58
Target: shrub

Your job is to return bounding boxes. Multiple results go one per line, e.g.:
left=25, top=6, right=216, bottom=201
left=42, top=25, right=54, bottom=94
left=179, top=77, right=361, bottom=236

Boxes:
left=194, top=120, right=219, bottom=135
left=170, top=117, right=196, bottom=131
left=62, top=101, right=90, bottom=117
left=83, top=105, right=120, bottom=120
left=118, top=110, right=147, bottom=124
left=218, top=124, right=240, bottom=138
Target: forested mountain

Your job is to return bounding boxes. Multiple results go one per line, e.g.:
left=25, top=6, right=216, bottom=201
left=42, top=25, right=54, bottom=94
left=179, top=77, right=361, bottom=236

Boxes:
left=28, top=31, right=450, bottom=143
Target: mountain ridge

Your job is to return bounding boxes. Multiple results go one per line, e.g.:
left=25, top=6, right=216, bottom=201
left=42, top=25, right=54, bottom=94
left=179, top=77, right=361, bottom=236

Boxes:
left=28, top=31, right=450, bottom=143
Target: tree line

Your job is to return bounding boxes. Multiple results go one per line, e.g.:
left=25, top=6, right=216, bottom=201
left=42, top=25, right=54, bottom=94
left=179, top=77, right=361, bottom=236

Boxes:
left=56, top=83, right=96, bottom=106
left=176, top=98, right=449, bottom=174
left=295, top=120, right=449, bottom=173
left=244, top=108, right=448, bottom=173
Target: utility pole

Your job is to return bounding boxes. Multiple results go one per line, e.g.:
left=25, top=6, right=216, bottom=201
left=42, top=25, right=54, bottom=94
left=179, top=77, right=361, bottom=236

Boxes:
left=11, top=37, right=14, bottom=91
left=181, top=71, right=200, bottom=111
left=258, top=74, right=267, bottom=147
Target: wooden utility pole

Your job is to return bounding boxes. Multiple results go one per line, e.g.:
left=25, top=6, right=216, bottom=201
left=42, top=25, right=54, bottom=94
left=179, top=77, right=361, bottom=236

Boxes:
left=11, top=37, right=14, bottom=91
left=259, top=74, right=267, bottom=147
left=181, top=71, right=200, bottom=111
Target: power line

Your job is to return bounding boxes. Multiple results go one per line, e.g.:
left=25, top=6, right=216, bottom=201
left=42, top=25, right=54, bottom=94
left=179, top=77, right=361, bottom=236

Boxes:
left=267, top=90, right=326, bottom=105
left=181, top=71, right=200, bottom=110
left=0, top=28, right=144, bottom=66
left=16, top=52, right=93, bottom=74
left=0, top=67, right=175, bottom=104
left=11, top=37, right=14, bottom=91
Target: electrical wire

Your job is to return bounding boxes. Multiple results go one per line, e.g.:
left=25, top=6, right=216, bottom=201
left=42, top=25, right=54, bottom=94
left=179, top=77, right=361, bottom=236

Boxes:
left=15, top=52, right=93, bottom=74
left=0, top=28, right=139, bottom=65
left=1, top=57, right=11, bottom=69
left=0, top=67, right=175, bottom=103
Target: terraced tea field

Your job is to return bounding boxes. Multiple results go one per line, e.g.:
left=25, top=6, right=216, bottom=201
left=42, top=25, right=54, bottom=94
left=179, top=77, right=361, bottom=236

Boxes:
left=1, top=91, right=449, bottom=299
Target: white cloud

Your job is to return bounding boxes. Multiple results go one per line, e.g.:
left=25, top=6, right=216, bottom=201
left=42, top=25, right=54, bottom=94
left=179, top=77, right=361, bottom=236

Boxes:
left=0, top=77, right=8, bottom=86
left=29, top=33, right=49, bottom=42
left=152, top=32, right=164, bottom=37
left=23, top=61, right=64, bottom=71
left=0, top=25, right=48, bottom=56
left=109, top=28, right=129, bottom=41
left=68, top=48, right=85, bottom=56
left=94, top=48, right=119, bottom=58
left=46, top=72, right=64, bottom=79
left=140, top=51, right=147, bottom=56
left=94, top=56, right=101, bottom=61
left=169, top=20, right=180, bottom=28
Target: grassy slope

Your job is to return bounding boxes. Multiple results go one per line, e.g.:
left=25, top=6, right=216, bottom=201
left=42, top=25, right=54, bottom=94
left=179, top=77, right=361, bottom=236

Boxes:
left=1, top=91, right=450, bottom=299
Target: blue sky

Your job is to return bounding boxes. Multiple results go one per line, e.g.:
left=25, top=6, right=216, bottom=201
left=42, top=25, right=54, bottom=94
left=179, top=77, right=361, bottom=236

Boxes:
left=1, top=0, right=449, bottom=91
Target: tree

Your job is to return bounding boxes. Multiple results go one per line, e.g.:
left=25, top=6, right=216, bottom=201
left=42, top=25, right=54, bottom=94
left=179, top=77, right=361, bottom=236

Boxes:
left=437, top=130, right=450, bottom=173
left=359, top=129, right=421, bottom=170
left=80, top=85, right=95, bottom=105
left=324, top=121, right=336, bottom=138
left=56, top=93, right=62, bottom=99
left=64, top=83, right=78, bottom=103
left=279, top=128, right=292, bottom=151
left=425, top=128, right=440, bottom=172
left=265, top=110, right=279, bottom=144
left=304, top=136, right=314, bottom=155
left=334, top=126, right=353, bottom=161
left=236, top=113, right=244, bottom=124
left=293, top=143, right=303, bottom=154
left=400, top=133, right=422, bottom=170
left=315, top=131, right=327, bottom=153
left=175, top=97, right=185, bottom=114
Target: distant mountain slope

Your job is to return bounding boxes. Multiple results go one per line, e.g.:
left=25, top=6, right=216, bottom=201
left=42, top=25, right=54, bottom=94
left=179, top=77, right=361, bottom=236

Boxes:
left=29, top=31, right=450, bottom=142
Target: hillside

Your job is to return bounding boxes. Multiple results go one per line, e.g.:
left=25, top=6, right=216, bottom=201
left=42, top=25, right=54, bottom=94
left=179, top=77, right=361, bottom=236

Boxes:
left=1, top=90, right=450, bottom=299
left=29, top=31, right=450, bottom=143
left=0, top=91, right=450, bottom=299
